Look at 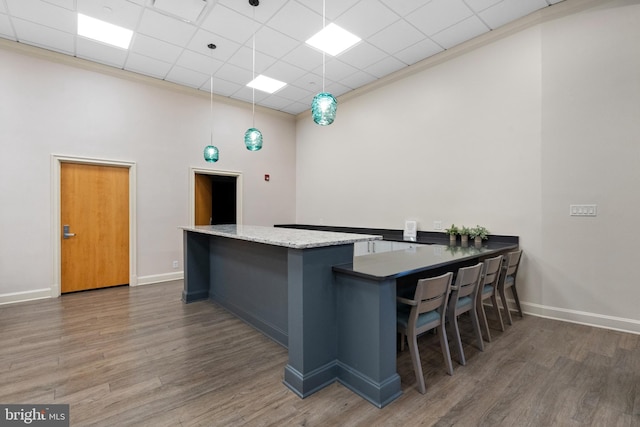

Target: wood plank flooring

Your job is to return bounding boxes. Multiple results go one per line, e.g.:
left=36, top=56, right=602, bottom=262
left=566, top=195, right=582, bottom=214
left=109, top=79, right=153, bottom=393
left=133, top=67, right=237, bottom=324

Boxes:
left=0, top=281, right=638, bottom=426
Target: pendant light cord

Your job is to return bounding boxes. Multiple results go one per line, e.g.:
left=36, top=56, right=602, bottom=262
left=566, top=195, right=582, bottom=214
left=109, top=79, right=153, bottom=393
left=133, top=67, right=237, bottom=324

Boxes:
left=251, top=6, right=256, bottom=128
left=322, top=0, right=326, bottom=93
left=209, top=45, right=215, bottom=145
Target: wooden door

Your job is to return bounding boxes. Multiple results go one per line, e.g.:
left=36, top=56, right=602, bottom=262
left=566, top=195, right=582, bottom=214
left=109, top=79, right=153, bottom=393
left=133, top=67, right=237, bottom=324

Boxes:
left=61, top=163, right=129, bottom=293
left=194, top=173, right=213, bottom=225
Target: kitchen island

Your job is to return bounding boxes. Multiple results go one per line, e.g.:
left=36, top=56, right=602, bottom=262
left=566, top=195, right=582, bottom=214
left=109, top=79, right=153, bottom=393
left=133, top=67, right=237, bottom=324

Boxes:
left=182, top=224, right=518, bottom=408
left=181, top=225, right=382, bottom=402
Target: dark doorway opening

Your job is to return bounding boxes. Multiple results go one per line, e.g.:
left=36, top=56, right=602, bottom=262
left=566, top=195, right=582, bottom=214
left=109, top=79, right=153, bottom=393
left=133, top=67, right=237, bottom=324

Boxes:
left=211, top=175, right=237, bottom=224
left=194, top=173, right=237, bottom=225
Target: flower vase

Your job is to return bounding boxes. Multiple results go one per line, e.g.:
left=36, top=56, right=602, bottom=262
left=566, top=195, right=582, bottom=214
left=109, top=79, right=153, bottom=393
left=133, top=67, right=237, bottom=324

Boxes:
left=461, top=235, right=468, bottom=247
left=449, top=235, right=456, bottom=245
left=474, top=236, right=482, bottom=248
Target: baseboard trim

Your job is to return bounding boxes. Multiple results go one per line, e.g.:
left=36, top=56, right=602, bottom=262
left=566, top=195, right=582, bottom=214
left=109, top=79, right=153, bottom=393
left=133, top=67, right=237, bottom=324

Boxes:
left=0, top=288, right=52, bottom=306
left=1, top=284, right=637, bottom=336
left=134, top=272, right=183, bottom=286
left=521, top=301, right=640, bottom=335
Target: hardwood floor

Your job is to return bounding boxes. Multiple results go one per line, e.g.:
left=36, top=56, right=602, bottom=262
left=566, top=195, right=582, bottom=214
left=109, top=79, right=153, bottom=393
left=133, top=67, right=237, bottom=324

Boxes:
left=0, top=281, right=638, bottom=426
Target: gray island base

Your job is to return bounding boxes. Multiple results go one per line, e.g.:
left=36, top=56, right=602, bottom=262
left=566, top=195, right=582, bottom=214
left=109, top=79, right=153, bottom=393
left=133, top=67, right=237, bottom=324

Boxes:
left=180, top=225, right=401, bottom=407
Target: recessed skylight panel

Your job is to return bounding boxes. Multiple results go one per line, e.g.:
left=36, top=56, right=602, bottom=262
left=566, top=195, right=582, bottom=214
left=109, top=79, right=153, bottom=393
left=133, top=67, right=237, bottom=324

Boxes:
left=77, top=13, right=133, bottom=49
left=305, top=23, right=361, bottom=56
left=247, top=75, right=287, bottom=94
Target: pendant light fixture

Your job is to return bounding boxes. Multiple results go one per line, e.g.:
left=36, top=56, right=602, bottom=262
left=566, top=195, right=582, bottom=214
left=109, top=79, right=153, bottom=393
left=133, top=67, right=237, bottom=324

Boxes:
left=204, top=43, right=220, bottom=162
left=244, top=0, right=263, bottom=151
left=311, top=0, right=337, bottom=126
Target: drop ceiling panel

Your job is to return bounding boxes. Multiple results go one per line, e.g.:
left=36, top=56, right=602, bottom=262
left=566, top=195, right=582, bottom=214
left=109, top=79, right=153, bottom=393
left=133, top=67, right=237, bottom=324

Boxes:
left=366, top=56, right=407, bottom=79
left=394, top=38, right=445, bottom=66
left=152, top=0, right=207, bottom=23
left=137, top=9, right=197, bottom=45
left=130, top=34, right=183, bottom=63
left=0, top=14, right=14, bottom=38
left=200, top=4, right=254, bottom=44
left=205, top=77, right=241, bottom=97
left=165, top=65, right=209, bottom=88
left=480, top=0, right=550, bottom=29
left=335, top=0, right=399, bottom=40
left=264, top=1, right=321, bottom=42
left=262, top=61, right=307, bottom=85
left=43, top=0, right=75, bottom=9
left=322, top=59, right=359, bottom=81
left=217, top=0, right=287, bottom=24
left=214, top=62, right=252, bottom=86
left=260, top=94, right=298, bottom=111
left=12, top=17, right=74, bottom=54
left=125, top=52, right=173, bottom=78
left=324, top=80, right=350, bottom=98
left=336, top=41, right=387, bottom=70
left=296, top=0, right=360, bottom=21
left=76, top=37, right=128, bottom=67
left=253, top=25, right=298, bottom=59
left=77, top=0, right=143, bottom=29
left=367, top=19, right=426, bottom=56
left=0, top=0, right=565, bottom=115
left=276, top=83, right=314, bottom=103
left=430, top=16, right=489, bottom=49
left=339, top=70, right=377, bottom=89
left=186, top=29, right=240, bottom=60
left=6, top=0, right=75, bottom=33
left=406, top=0, right=474, bottom=36
left=464, top=0, right=503, bottom=13
left=175, top=49, right=222, bottom=75
left=226, top=45, right=276, bottom=76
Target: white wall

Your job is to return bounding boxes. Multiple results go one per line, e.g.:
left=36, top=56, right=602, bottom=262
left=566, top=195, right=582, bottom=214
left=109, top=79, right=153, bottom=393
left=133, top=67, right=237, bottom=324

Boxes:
left=0, top=43, right=297, bottom=301
left=296, top=0, right=640, bottom=334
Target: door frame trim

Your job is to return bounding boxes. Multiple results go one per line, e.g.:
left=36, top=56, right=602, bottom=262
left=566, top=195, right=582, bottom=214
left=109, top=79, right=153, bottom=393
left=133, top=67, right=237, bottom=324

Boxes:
left=189, top=167, right=243, bottom=226
left=51, top=155, right=137, bottom=297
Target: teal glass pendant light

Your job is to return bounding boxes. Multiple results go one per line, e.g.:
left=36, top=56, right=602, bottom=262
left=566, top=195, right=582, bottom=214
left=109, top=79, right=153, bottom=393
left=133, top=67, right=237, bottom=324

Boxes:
left=311, top=92, right=337, bottom=125
left=244, top=128, right=263, bottom=151
left=244, top=0, right=263, bottom=151
left=203, top=145, right=219, bottom=162
left=204, top=43, right=220, bottom=162
left=311, top=0, right=337, bottom=126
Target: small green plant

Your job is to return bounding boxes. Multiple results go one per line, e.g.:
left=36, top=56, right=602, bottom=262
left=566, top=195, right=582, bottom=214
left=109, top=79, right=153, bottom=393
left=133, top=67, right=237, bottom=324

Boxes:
left=445, top=224, right=459, bottom=236
left=459, top=226, right=471, bottom=237
left=469, top=225, right=489, bottom=240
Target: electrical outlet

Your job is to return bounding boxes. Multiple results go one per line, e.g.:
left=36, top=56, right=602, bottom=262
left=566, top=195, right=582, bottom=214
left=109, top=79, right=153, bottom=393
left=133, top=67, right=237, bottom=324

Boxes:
left=433, top=221, right=442, bottom=230
left=172, top=260, right=179, bottom=269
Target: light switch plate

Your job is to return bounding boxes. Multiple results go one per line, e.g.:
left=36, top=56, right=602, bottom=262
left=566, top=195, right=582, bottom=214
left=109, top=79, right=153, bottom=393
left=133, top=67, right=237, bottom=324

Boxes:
left=570, top=204, right=597, bottom=216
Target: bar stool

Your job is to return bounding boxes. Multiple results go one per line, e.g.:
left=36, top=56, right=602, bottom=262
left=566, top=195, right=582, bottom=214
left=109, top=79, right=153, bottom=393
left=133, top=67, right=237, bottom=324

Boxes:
left=477, top=255, right=504, bottom=342
left=446, top=262, right=484, bottom=366
left=498, top=250, right=524, bottom=325
left=397, top=272, right=453, bottom=394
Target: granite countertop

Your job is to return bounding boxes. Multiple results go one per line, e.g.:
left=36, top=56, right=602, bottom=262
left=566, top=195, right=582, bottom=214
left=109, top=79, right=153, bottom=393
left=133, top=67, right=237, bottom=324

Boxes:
left=180, top=224, right=382, bottom=249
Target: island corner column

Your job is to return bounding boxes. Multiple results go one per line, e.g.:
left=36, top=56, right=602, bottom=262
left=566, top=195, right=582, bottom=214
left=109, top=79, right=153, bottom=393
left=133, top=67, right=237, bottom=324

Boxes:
left=283, top=243, right=354, bottom=398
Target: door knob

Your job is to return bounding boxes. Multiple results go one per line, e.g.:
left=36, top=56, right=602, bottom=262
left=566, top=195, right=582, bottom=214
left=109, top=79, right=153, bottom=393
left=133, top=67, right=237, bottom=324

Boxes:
left=63, top=224, right=76, bottom=239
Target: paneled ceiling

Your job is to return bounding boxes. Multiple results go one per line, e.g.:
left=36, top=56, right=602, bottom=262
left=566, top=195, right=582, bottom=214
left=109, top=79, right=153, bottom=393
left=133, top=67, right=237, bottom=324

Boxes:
left=0, top=0, right=564, bottom=115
